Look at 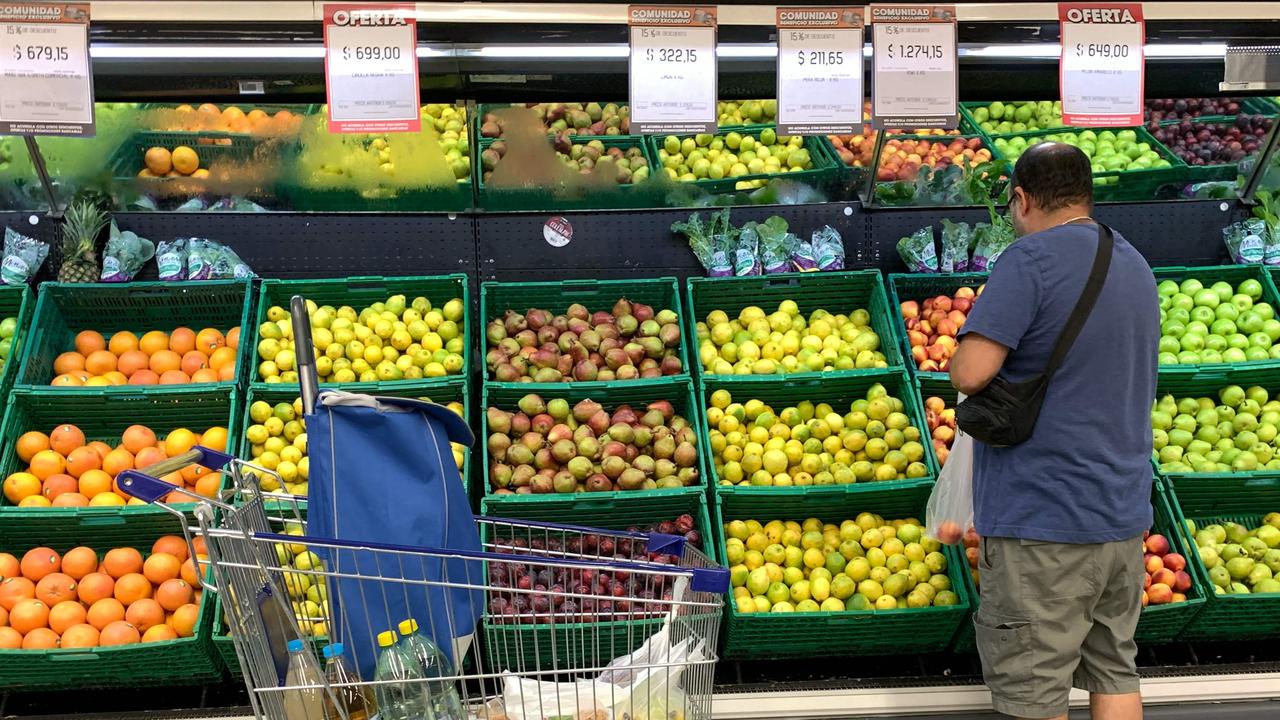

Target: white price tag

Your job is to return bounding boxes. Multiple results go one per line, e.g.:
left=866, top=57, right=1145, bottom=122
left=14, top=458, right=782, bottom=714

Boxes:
left=1059, top=3, right=1144, bottom=127
left=0, top=2, right=93, bottom=137
left=776, top=7, right=864, bottom=135
left=628, top=5, right=717, bottom=135
left=870, top=4, right=957, bottom=130
left=324, top=3, right=420, bottom=134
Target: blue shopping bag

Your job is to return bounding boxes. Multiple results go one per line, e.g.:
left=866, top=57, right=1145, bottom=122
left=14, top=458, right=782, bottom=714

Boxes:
left=305, top=390, right=481, bottom=680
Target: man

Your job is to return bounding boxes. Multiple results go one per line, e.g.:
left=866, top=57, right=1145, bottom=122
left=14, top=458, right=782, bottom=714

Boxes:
left=949, top=143, right=1159, bottom=720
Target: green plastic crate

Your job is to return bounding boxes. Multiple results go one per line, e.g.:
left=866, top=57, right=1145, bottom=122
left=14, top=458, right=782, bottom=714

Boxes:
left=474, top=101, right=631, bottom=141
left=1153, top=365, right=1280, bottom=502
left=476, top=135, right=658, bottom=211
left=0, top=284, right=33, bottom=399
left=685, top=270, right=905, bottom=384
left=1152, top=98, right=1278, bottom=126
left=0, top=387, right=241, bottom=546
left=478, top=488, right=713, bottom=672
left=248, top=275, right=469, bottom=393
left=106, top=130, right=276, bottom=183
left=886, top=273, right=989, bottom=382
left=479, top=277, right=693, bottom=390
left=480, top=378, right=708, bottom=511
left=647, top=127, right=836, bottom=194
left=0, top=521, right=219, bottom=690
left=699, top=370, right=939, bottom=512
left=1165, top=478, right=1280, bottom=641
left=958, top=101, right=1074, bottom=138
left=1151, top=265, right=1280, bottom=377
left=15, top=280, right=253, bottom=392
left=714, top=482, right=970, bottom=659
left=1149, top=114, right=1276, bottom=184
left=238, top=376, right=472, bottom=495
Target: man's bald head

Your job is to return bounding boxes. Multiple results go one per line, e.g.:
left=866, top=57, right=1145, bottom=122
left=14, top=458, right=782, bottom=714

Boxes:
left=1011, top=142, right=1094, bottom=213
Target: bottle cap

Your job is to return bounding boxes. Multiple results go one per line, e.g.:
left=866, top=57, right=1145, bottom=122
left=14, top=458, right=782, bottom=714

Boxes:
left=377, top=630, right=398, bottom=648
left=322, top=643, right=345, bottom=659
left=397, top=618, right=419, bottom=635
left=287, top=639, right=305, bottom=653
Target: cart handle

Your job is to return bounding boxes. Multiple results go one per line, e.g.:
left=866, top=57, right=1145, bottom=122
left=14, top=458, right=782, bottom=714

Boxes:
left=116, top=445, right=234, bottom=503
left=474, top=514, right=687, bottom=558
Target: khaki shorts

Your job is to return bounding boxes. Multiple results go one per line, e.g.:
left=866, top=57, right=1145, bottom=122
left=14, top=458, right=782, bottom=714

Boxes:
left=975, top=535, right=1144, bottom=719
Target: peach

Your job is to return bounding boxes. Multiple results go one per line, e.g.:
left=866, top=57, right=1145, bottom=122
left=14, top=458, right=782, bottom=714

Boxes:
left=1147, top=583, right=1173, bottom=605
left=940, top=408, right=956, bottom=427
left=934, top=295, right=953, bottom=312
left=1151, top=568, right=1177, bottom=588
left=938, top=358, right=950, bottom=372
left=1171, top=592, right=1187, bottom=603
left=919, top=359, right=940, bottom=373
left=1174, top=570, right=1193, bottom=593
left=955, top=286, right=976, bottom=300
left=911, top=346, right=927, bottom=364
left=963, top=528, right=981, bottom=549
left=922, top=298, right=935, bottom=311
left=1145, top=555, right=1164, bottom=574
left=936, top=319, right=957, bottom=337
left=908, top=330, right=929, bottom=348
left=900, top=301, right=919, bottom=320
left=917, top=320, right=933, bottom=336
left=935, top=335, right=958, bottom=351
left=1145, top=534, right=1171, bottom=555
left=1163, top=553, right=1186, bottom=573
left=1141, top=590, right=1149, bottom=607
left=948, top=310, right=968, bottom=329
left=933, top=426, right=956, bottom=444
left=1144, top=573, right=1152, bottom=590
left=925, top=344, right=947, bottom=362
left=925, top=397, right=946, bottom=414
left=965, top=546, right=979, bottom=569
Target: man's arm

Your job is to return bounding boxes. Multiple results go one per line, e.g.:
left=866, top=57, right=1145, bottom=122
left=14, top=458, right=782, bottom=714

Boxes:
left=950, top=333, right=1011, bottom=395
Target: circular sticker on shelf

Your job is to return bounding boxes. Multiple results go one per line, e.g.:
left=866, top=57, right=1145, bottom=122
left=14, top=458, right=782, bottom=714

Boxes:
left=543, top=216, right=573, bottom=247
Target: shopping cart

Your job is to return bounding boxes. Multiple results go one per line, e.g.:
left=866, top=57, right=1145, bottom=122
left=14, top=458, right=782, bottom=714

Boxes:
left=119, top=451, right=728, bottom=720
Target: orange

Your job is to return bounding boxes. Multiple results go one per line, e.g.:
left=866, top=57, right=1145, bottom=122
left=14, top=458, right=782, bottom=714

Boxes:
left=36, top=573, right=77, bottom=606
left=61, top=547, right=98, bottom=580
left=190, top=368, right=220, bottom=383
left=122, top=426, right=157, bottom=454
left=65, top=447, right=102, bottom=478
left=159, top=369, right=191, bottom=385
left=0, top=626, right=21, bottom=648
left=134, top=446, right=167, bottom=470
left=170, top=603, right=199, bottom=637
left=49, top=424, right=86, bottom=456
left=15, top=431, right=51, bottom=462
left=0, top=553, right=18, bottom=578
left=103, top=371, right=128, bottom=386
left=86, top=597, right=125, bottom=630
left=18, top=495, right=51, bottom=508
left=117, top=349, right=150, bottom=378
left=48, top=600, right=87, bottom=634
left=61, top=623, right=100, bottom=648
left=28, top=450, right=66, bottom=481
left=192, top=537, right=207, bottom=556
left=51, top=372, right=85, bottom=387
left=148, top=349, right=181, bottom=374
left=0, top=604, right=6, bottom=625
left=108, top=330, right=139, bottom=356
left=207, top=346, right=236, bottom=371
left=78, top=469, right=113, bottom=499
left=101, top=448, right=135, bottom=477
left=195, top=328, right=225, bottom=354
left=152, top=536, right=189, bottom=562
left=3, top=472, right=41, bottom=504
left=86, top=441, right=113, bottom=460
left=142, top=623, right=177, bottom=643
left=127, top=369, right=160, bottom=385
left=84, top=350, right=118, bottom=376
left=169, top=327, right=196, bottom=354
left=73, top=330, right=105, bottom=355
left=113, top=573, right=152, bottom=606
left=20, top=548, right=60, bottom=581
left=52, top=493, right=89, bottom=507
left=155, top=579, right=193, bottom=611
left=52, top=351, right=85, bottom=375
left=143, top=553, right=181, bottom=585
left=139, top=330, right=170, bottom=356
left=83, top=376, right=112, bottom=387
left=9, top=598, right=49, bottom=634
left=226, top=326, right=241, bottom=349
left=194, top=474, right=221, bottom=499
left=89, top=492, right=125, bottom=507
left=143, top=147, right=173, bottom=175
left=41, top=473, right=77, bottom=500
left=197, top=103, right=220, bottom=115
left=179, top=350, right=208, bottom=376
left=100, top=620, right=140, bottom=646
left=164, top=429, right=198, bottom=459
left=172, top=146, right=200, bottom=175
left=0, top=577, right=36, bottom=610
left=200, top=427, right=229, bottom=453
left=101, top=548, right=143, bottom=579
left=125, top=597, right=165, bottom=631
left=21, top=627, right=58, bottom=649
left=180, top=558, right=202, bottom=588
left=77, top=573, right=115, bottom=605
left=217, top=364, right=235, bottom=381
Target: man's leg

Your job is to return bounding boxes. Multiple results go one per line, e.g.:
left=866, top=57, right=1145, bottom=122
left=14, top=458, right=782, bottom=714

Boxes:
left=1090, top=692, right=1143, bottom=720
left=1073, top=536, right=1145, bottom=720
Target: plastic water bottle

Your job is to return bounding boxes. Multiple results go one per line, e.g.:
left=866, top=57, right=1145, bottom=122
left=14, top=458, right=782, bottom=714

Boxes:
left=283, top=638, right=328, bottom=720
left=397, top=618, right=466, bottom=720
left=373, top=630, right=431, bottom=720
left=322, top=643, right=376, bottom=720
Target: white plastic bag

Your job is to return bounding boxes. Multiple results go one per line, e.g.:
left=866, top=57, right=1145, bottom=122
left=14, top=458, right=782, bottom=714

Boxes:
left=925, top=393, right=975, bottom=545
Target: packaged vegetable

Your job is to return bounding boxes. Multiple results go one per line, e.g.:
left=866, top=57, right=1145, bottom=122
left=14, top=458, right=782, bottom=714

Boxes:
left=155, top=238, right=189, bottom=281
left=2, top=227, right=49, bottom=286
left=732, top=224, right=760, bottom=276
left=672, top=208, right=737, bottom=276
left=100, top=221, right=155, bottom=282
left=811, top=226, right=845, bottom=271
left=1223, top=218, right=1266, bottom=265
left=896, top=226, right=937, bottom=273
left=940, top=219, right=974, bottom=273
left=707, top=232, right=735, bottom=277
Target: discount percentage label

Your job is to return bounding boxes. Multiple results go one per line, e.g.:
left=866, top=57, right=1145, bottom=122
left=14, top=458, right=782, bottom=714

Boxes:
left=323, top=3, right=420, bottom=133
left=628, top=5, right=717, bottom=134
left=1059, top=3, right=1145, bottom=127
left=776, top=7, right=865, bottom=135
left=0, top=2, right=94, bottom=137
left=869, top=5, right=958, bottom=130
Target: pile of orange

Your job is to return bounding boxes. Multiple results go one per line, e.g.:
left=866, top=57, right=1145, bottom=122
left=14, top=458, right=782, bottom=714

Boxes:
left=50, top=327, right=240, bottom=387
left=3, top=422, right=229, bottom=508
left=140, top=145, right=205, bottom=179
left=0, top=536, right=205, bottom=650
left=153, top=103, right=302, bottom=136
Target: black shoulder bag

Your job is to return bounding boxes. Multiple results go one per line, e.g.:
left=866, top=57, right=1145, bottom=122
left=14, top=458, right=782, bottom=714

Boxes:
left=955, top=222, right=1114, bottom=448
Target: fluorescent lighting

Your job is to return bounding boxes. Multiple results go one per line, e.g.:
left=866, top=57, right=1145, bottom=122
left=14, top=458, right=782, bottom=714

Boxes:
left=90, top=45, right=448, bottom=59
left=963, top=43, right=1227, bottom=59
left=469, top=45, right=627, bottom=59
left=717, top=44, right=776, bottom=58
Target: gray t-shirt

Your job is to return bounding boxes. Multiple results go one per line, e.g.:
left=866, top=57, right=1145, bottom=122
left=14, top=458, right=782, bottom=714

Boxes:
left=959, top=223, right=1159, bottom=543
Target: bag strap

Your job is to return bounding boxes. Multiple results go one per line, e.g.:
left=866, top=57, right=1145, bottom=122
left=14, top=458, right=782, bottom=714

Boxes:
left=1043, top=222, right=1114, bottom=377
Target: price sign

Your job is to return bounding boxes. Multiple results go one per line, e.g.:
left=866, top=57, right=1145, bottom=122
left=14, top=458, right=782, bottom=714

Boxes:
left=323, top=3, right=420, bottom=133
left=628, top=5, right=717, bottom=134
left=0, top=3, right=93, bottom=137
left=1059, top=3, right=1144, bottom=127
left=869, top=4, right=957, bottom=130
left=776, top=7, right=864, bottom=135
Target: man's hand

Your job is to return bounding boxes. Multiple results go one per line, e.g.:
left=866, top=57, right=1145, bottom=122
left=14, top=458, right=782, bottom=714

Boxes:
left=950, top=333, right=1010, bottom=396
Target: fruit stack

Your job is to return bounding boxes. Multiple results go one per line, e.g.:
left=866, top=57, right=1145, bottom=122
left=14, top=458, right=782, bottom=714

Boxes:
left=1153, top=271, right=1279, bottom=368
left=654, top=128, right=825, bottom=191
left=0, top=285, right=32, bottom=399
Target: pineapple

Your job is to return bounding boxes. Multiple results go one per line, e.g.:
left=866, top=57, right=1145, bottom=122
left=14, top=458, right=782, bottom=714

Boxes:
left=57, top=199, right=109, bottom=283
